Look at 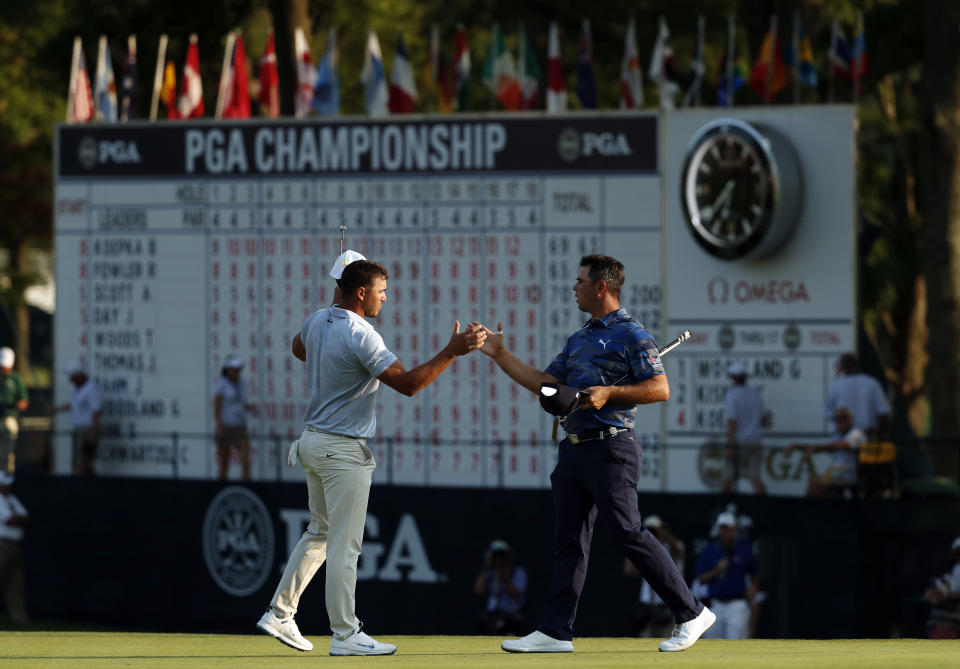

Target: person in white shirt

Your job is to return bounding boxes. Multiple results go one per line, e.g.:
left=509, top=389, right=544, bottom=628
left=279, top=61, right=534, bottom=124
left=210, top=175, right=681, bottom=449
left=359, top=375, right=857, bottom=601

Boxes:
left=825, top=353, right=890, bottom=440
left=0, top=472, right=29, bottom=623
left=213, top=356, right=256, bottom=481
left=786, top=407, right=867, bottom=497
left=924, top=537, right=960, bottom=610
left=255, top=259, right=485, bottom=656
left=723, top=362, right=768, bottom=495
left=51, top=361, right=102, bottom=477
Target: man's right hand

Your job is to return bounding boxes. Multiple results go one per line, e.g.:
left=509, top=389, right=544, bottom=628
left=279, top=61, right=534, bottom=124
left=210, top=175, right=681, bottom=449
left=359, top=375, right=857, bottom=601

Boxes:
left=446, top=321, right=487, bottom=356
left=478, top=322, right=505, bottom=358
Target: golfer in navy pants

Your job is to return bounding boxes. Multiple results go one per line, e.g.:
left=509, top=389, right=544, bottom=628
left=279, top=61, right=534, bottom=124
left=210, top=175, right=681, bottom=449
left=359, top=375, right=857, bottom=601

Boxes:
left=478, top=254, right=715, bottom=653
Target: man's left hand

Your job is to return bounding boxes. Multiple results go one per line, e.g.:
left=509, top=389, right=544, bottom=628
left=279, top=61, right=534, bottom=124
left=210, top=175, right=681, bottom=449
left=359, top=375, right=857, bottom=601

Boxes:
left=579, top=386, right=613, bottom=410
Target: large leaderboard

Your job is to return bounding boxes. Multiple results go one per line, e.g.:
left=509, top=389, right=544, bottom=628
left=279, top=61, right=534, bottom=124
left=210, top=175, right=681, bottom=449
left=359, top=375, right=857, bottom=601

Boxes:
left=54, top=115, right=666, bottom=487
left=54, top=108, right=856, bottom=493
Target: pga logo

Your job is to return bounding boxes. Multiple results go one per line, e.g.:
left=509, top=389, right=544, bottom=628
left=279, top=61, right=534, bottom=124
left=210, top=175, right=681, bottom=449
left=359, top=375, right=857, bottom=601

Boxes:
left=78, top=135, right=142, bottom=169
left=557, top=128, right=633, bottom=163
left=582, top=131, right=632, bottom=157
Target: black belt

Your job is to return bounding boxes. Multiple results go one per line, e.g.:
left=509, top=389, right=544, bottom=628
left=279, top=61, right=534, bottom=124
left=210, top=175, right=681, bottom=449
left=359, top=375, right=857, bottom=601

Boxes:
left=567, top=427, right=629, bottom=444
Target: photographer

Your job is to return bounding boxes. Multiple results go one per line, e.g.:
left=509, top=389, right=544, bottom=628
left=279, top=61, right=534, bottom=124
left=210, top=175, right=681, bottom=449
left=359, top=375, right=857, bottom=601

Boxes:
left=473, top=539, right=528, bottom=636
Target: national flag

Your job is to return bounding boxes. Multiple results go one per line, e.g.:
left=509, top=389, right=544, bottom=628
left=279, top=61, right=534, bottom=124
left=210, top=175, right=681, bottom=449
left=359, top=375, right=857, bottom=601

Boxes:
left=454, top=24, right=471, bottom=111
left=682, top=15, right=705, bottom=107
left=619, top=18, right=643, bottom=109
left=749, top=18, right=787, bottom=101
left=312, top=28, right=339, bottom=115
left=576, top=19, right=597, bottom=109
left=423, top=24, right=453, bottom=112
left=258, top=29, right=279, bottom=117
left=160, top=60, right=178, bottom=119
left=120, top=35, right=138, bottom=121
left=483, top=23, right=522, bottom=110
left=94, top=35, right=118, bottom=121
left=389, top=32, right=418, bottom=113
left=784, top=22, right=818, bottom=88
left=851, top=10, right=867, bottom=92
left=829, top=17, right=853, bottom=80
left=177, top=34, right=204, bottom=118
left=716, top=18, right=749, bottom=107
left=546, top=21, right=566, bottom=113
left=361, top=29, right=389, bottom=116
left=66, top=37, right=94, bottom=124
left=294, top=27, right=315, bottom=118
left=648, top=17, right=680, bottom=109
left=221, top=33, right=251, bottom=118
left=517, top=24, right=541, bottom=109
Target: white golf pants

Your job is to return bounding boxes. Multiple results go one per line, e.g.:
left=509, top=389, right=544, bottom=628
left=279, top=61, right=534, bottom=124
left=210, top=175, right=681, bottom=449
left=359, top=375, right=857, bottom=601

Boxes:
left=269, top=429, right=375, bottom=639
left=703, top=598, right=750, bottom=640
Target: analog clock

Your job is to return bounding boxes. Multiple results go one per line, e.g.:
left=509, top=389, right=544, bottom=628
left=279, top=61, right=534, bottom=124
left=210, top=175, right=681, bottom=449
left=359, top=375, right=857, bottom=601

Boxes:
left=680, top=119, right=802, bottom=260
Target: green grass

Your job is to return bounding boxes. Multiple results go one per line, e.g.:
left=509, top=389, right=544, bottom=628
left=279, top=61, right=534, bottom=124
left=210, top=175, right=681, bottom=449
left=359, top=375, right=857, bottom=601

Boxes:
left=0, top=634, right=956, bottom=668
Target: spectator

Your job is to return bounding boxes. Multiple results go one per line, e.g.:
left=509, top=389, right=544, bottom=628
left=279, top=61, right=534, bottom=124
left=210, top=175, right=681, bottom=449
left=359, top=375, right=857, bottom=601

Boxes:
left=0, top=472, right=29, bottom=623
left=825, top=353, right=890, bottom=440
left=723, top=362, right=768, bottom=495
left=51, top=361, right=102, bottom=476
left=924, top=536, right=960, bottom=608
left=924, top=537, right=960, bottom=638
left=213, top=355, right=257, bottom=480
left=785, top=407, right=867, bottom=497
left=695, top=512, right=758, bottom=640
left=0, top=348, right=28, bottom=476
left=623, top=515, right=686, bottom=637
left=474, top=539, right=529, bottom=636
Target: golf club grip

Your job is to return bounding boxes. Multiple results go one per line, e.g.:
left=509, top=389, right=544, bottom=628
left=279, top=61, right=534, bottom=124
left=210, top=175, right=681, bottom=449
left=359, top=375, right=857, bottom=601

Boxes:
left=658, top=330, right=692, bottom=357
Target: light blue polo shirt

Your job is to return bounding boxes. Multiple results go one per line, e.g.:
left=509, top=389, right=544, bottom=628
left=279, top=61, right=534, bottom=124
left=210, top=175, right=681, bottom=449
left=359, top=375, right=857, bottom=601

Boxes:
left=301, top=306, right=398, bottom=438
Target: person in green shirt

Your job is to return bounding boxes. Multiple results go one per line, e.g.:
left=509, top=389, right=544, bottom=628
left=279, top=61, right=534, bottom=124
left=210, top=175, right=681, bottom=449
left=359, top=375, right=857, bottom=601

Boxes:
left=0, top=348, right=28, bottom=475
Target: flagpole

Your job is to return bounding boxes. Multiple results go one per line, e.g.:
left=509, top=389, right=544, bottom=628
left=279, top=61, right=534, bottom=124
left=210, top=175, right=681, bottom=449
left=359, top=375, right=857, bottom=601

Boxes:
left=852, top=10, right=862, bottom=105
left=215, top=30, right=237, bottom=119
left=765, top=15, right=777, bottom=104
left=792, top=12, right=800, bottom=104
left=828, top=18, right=836, bottom=104
left=150, top=34, right=168, bottom=121
left=726, top=14, right=735, bottom=106
left=67, top=37, right=81, bottom=122
left=696, top=15, right=704, bottom=106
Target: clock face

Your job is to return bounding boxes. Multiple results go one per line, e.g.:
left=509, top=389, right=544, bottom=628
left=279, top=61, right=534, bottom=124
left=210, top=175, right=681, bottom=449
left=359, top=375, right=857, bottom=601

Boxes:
left=681, top=120, right=781, bottom=260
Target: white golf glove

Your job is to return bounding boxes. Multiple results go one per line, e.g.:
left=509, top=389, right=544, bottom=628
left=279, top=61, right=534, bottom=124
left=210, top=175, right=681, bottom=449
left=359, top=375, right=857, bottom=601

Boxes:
left=287, top=439, right=301, bottom=467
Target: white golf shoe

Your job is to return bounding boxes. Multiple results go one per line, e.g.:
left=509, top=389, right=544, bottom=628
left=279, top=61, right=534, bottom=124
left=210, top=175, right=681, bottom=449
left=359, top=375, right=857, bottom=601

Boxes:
left=256, top=610, right=313, bottom=652
left=658, top=606, right=716, bottom=652
left=501, top=630, right=574, bottom=653
left=330, top=630, right=397, bottom=656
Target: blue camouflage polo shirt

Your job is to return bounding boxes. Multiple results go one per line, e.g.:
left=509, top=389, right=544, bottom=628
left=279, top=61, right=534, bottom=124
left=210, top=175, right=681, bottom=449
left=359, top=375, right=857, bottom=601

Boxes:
left=544, top=308, right=664, bottom=433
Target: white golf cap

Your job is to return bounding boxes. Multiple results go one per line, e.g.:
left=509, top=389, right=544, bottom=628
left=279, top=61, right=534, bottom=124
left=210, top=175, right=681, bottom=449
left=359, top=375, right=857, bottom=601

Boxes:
left=329, top=250, right=366, bottom=280
left=222, top=355, right=244, bottom=369
left=0, top=347, right=14, bottom=368
left=644, top=515, right=663, bottom=529
left=952, top=536, right=960, bottom=552
left=65, top=360, right=84, bottom=376
left=728, top=361, right=747, bottom=377
left=716, top=511, right=738, bottom=527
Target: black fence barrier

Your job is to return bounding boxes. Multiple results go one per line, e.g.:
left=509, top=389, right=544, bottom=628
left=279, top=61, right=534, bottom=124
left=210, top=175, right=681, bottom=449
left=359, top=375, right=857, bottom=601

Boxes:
left=10, top=475, right=960, bottom=638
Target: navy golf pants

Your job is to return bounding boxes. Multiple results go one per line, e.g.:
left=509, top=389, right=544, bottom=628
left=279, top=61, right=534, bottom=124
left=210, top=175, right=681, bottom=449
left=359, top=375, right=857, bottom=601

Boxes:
left=538, top=431, right=703, bottom=641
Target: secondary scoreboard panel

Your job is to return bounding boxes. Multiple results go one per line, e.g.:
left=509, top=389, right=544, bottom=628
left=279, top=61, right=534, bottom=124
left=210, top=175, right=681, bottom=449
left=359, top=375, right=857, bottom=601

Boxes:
left=54, top=115, right=666, bottom=486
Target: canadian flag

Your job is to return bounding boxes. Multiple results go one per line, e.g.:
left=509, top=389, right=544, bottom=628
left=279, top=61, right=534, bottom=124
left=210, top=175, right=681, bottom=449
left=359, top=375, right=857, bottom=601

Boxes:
left=178, top=34, right=204, bottom=118
left=546, top=21, right=567, bottom=112
left=294, top=27, right=315, bottom=118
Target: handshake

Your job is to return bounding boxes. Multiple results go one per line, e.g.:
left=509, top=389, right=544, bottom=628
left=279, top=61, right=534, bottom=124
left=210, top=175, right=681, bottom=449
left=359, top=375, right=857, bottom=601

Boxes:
left=445, top=321, right=508, bottom=358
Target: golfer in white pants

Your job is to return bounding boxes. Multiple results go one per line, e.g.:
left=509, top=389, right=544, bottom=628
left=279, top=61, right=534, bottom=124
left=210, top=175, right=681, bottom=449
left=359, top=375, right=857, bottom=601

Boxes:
left=256, top=259, right=485, bottom=655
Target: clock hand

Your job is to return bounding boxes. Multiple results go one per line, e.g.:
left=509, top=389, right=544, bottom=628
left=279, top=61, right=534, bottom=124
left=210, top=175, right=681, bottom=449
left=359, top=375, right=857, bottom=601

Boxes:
left=703, top=180, right=735, bottom=223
